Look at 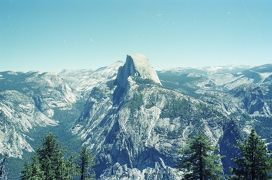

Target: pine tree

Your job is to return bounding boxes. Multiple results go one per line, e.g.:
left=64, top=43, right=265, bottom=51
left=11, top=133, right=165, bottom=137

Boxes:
left=232, top=129, right=272, bottom=179
left=65, top=156, right=78, bottom=180
left=179, top=134, right=223, bottom=180
left=21, top=156, right=45, bottom=180
left=37, top=133, right=62, bottom=180
left=21, top=133, right=77, bottom=180
left=21, top=163, right=32, bottom=180
left=38, top=133, right=77, bottom=180
left=79, top=146, right=95, bottom=180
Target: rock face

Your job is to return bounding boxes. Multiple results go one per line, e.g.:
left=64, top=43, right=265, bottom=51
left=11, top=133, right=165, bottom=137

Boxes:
left=59, top=61, right=122, bottom=97
left=0, top=71, right=76, bottom=158
left=158, top=64, right=272, bottom=174
left=72, top=55, right=230, bottom=179
left=0, top=62, right=122, bottom=159
left=116, top=54, right=161, bottom=89
left=72, top=58, right=272, bottom=179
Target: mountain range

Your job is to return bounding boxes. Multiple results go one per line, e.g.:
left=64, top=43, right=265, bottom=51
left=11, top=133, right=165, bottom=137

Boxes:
left=1, top=54, right=272, bottom=179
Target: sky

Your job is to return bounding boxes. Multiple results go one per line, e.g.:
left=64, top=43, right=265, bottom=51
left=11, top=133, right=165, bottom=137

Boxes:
left=0, top=0, right=272, bottom=72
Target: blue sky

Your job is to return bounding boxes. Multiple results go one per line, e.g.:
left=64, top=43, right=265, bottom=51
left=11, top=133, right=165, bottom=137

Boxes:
left=0, top=0, right=272, bottom=71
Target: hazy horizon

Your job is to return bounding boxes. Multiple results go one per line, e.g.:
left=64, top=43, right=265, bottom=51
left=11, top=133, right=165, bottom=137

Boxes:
left=1, top=0, right=272, bottom=71
left=1, top=57, right=270, bottom=73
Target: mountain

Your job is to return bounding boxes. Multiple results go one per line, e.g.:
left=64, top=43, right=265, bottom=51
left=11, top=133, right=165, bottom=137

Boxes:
left=0, top=61, right=123, bottom=160
left=0, top=55, right=272, bottom=179
left=0, top=71, right=76, bottom=158
left=71, top=55, right=241, bottom=179
left=158, top=64, right=272, bottom=116
left=116, top=54, right=161, bottom=88
left=59, top=61, right=122, bottom=97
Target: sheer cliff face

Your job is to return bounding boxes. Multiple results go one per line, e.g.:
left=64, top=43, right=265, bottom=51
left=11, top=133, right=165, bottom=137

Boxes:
left=72, top=55, right=228, bottom=179
left=116, top=54, right=161, bottom=89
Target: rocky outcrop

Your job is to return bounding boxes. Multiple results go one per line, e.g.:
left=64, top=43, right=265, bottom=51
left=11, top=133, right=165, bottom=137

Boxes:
left=116, top=54, right=161, bottom=89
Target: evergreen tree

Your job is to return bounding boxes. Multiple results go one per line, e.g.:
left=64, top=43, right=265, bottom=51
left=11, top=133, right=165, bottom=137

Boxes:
left=21, top=133, right=77, bottom=180
left=21, top=163, right=32, bottom=180
left=79, top=146, right=95, bottom=180
left=232, top=129, right=271, bottom=179
left=0, top=156, right=7, bottom=180
left=37, top=133, right=62, bottom=180
left=179, top=134, right=223, bottom=180
left=21, top=156, right=45, bottom=180
left=37, top=133, right=76, bottom=180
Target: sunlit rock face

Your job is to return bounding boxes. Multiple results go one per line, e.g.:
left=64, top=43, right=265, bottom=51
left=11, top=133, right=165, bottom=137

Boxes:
left=0, top=71, right=77, bottom=158
left=72, top=55, right=230, bottom=179
left=0, top=62, right=121, bottom=158
left=116, top=54, right=161, bottom=89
